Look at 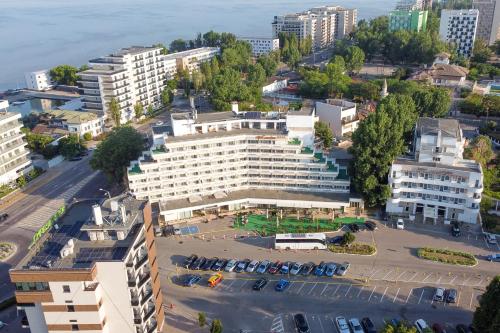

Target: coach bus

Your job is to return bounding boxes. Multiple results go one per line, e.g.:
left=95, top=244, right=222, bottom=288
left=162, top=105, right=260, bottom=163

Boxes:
left=274, top=233, right=327, bottom=250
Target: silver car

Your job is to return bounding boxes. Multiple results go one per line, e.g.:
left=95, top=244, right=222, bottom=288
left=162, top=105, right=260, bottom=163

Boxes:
left=246, top=260, right=259, bottom=273
left=335, top=316, right=350, bottom=333
left=224, top=259, right=238, bottom=272
left=290, top=262, right=303, bottom=275
left=349, top=318, right=364, bottom=333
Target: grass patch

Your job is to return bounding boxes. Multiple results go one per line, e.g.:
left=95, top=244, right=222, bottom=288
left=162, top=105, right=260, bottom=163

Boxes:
left=417, top=247, right=477, bottom=266
left=0, top=242, right=15, bottom=261
left=328, top=243, right=376, bottom=255
left=0, top=185, right=15, bottom=199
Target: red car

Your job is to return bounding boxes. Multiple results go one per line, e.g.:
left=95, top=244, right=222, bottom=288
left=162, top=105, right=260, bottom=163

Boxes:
left=268, top=261, right=282, bottom=274
left=432, top=323, right=446, bottom=333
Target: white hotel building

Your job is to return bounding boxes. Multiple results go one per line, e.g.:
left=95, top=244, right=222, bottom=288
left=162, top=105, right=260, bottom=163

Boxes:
left=162, top=47, right=220, bottom=75
left=386, top=118, right=483, bottom=224
left=127, top=105, right=361, bottom=222
left=315, top=99, right=359, bottom=139
left=439, top=9, right=479, bottom=58
left=238, top=37, right=280, bottom=56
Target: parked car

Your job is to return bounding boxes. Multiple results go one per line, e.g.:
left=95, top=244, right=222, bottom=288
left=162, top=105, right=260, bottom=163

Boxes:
left=415, top=319, right=429, bottom=333
left=485, top=233, right=497, bottom=244
left=235, top=259, right=250, bottom=273
left=455, top=324, right=468, bottom=333
left=190, top=256, right=206, bottom=270
left=183, top=274, right=201, bottom=287
left=432, top=323, right=446, bottom=333
left=252, top=277, right=268, bottom=291
left=325, top=263, right=337, bottom=277
left=349, top=318, right=364, bottom=333
left=294, top=313, right=310, bottom=333
left=365, top=220, right=377, bottom=231
left=201, top=257, right=218, bottom=271
left=301, top=262, right=315, bottom=276
left=268, top=261, right=282, bottom=274
left=445, top=289, right=457, bottom=303
left=349, top=224, right=360, bottom=233
left=335, top=316, right=351, bottom=333
left=336, top=262, right=350, bottom=276
left=487, top=253, right=500, bottom=262
left=69, top=156, right=83, bottom=161
left=451, top=223, right=461, bottom=237
left=290, top=262, right=303, bottom=275
left=328, top=236, right=343, bottom=245
left=224, top=259, right=238, bottom=272
left=246, top=260, right=259, bottom=273
left=275, top=279, right=290, bottom=291
left=280, top=261, right=292, bottom=274
left=396, top=218, right=405, bottom=230
left=361, top=317, right=377, bottom=333
left=208, top=272, right=223, bottom=287
left=256, top=260, right=271, bottom=274
left=183, top=254, right=197, bottom=268
left=433, top=287, right=445, bottom=302
left=314, top=262, right=327, bottom=276
left=212, top=258, right=228, bottom=271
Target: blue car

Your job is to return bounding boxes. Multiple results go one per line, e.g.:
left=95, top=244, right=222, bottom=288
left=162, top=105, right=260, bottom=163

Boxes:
left=325, top=263, right=337, bottom=277
left=314, top=261, right=327, bottom=276
left=275, top=279, right=290, bottom=291
left=183, top=274, right=201, bottom=287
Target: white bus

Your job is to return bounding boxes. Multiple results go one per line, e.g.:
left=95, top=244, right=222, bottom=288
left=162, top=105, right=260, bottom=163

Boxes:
left=274, top=233, right=327, bottom=250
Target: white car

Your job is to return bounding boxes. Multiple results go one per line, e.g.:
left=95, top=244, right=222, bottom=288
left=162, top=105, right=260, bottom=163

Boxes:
left=348, top=318, right=364, bottom=333
left=396, top=218, right=404, bottom=230
left=290, top=262, right=303, bottom=275
left=335, top=316, right=350, bottom=333
left=433, top=287, right=445, bottom=301
left=246, top=260, right=259, bottom=273
left=224, top=259, right=238, bottom=272
left=415, top=319, right=429, bottom=333
left=485, top=233, right=497, bottom=244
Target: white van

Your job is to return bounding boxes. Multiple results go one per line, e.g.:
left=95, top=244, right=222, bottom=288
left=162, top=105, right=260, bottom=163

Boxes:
left=396, top=218, right=404, bottom=230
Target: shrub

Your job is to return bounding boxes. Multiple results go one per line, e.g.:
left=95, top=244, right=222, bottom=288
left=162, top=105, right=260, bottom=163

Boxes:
left=83, top=132, right=92, bottom=141
left=328, top=243, right=376, bottom=255
left=417, top=247, right=477, bottom=266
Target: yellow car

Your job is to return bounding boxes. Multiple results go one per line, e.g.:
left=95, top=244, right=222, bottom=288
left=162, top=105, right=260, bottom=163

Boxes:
left=208, top=272, right=223, bottom=287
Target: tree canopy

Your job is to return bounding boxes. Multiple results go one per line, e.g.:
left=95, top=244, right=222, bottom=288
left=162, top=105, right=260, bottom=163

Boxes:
left=314, top=121, right=333, bottom=148
left=49, top=65, right=80, bottom=86
left=90, top=126, right=145, bottom=184
left=473, top=275, right=500, bottom=333
left=59, top=134, right=86, bottom=158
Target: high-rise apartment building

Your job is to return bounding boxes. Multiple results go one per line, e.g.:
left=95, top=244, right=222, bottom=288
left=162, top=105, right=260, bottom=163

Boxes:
left=389, top=10, right=428, bottom=32
left=439, top=9, right=479, bottom=58
left=472, top=0, right=500, bottom=45
left=0, top=100, right=32, bottom=185
left=395, top=0, right=425, bottom=10
left=127, top=106, right=362, bottom=222
left=10, top=195, right=164, bottom=333
left=386, top=118, right=483, bottom=224
left=272, top=5, right=357, bottom=49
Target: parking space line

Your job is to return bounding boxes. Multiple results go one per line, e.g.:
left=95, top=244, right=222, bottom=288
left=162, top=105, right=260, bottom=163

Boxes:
left=469, top=292, right=474, bottom=309
left=456, top=290, right=461, bottom=307
left=395, top=271, right=406, bottom=282
left=422, top=273, right=433, bottom=283
left=462, top=276, right=472, bottom=286
left=405, top=288, right=413, bottom=304
left=332, top=284, right=341, bottom=297
left=382, top=270, right=394, bottom=280
left=418, top=289, right=426, bottom=304
left=308, top=283, right=318, bottom=295
left=380, top=286, right=388, bottom=302
left=436, top=276, right=442, bottom=284
left=357, top=285, right=365, bottom=298
left=320, top=284, right=329, bottom=296
left=393, top=288, right=400, bottom=303
left=368, top=286, right=377, bottom=302
left=449, top=276, right=457, bottom=285
left=318, top=315, right=326, bottom=333
left=405, top=272, right=418, bottom=282
left=368, top=269, right=380, bottom=279
left=475, top=278, right=484, bottom=287
left=239, top=280, right=248, bottom=290
left=296, top=282, right=306, bottom=294
left=344, top=284, right=352, bottom=297
left=226, top=279, right=236, bottom=289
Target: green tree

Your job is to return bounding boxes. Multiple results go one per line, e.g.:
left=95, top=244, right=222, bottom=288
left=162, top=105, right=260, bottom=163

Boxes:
left=83, top=132, right=92, bottom=141
left=299, top=35, right=313, bottom=55
left=169, top=39, right=187, bottom=52
left=314, top=121, right=333, bottom=147
left=161, top=86, right=174, bottom=107
left=16, top=175, right=27, bottom=188
left=147, top=105, right=154, bottom=116
left=153, top=43, right=168, bottom=55
left=344, top=46, right=365, bottom=73
left=191, top=70, right=204, bottom=93
left=90, top=126, right=144, bottom=184
left=203, top=30, right=221, bottom=47
left=49, top=65, right=79, bottom=86
left=380, top=322, right=418, bottom=333
left=348, top=81, right=380, bottom=102
left=473, top=275, right=500, bottom=333
left=22, top=128, right=54, bottom=153
left=108, top=98, right=121, bottom=127
left=257, top=54, right=278, bottom=77
left=210, top=319, right=223, bottom=333
left=472, top=39, right=493, bottom=63
left=299, top=69, right=328, bottom=98
left=341, top=231, right=355, bottom=246
left=412, top=87, right=451, bottom=118
left=211, top=68, right=252, bottom=110
left=59, top=134, right=85, bottom=158
left=325, top=58, right=351, bottom=98
left=134, top=102, right=144, bottom=119
left=247, top=63, right=267, bottom=88
left=464, top=135, right=495, bottom=168
left=198, top=312, right=206, bottom=327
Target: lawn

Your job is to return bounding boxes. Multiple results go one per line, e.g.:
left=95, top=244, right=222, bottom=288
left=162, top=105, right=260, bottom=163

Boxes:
left=234, top=214, right=364, bottom=236
left=417, top=247, right=477, bottom=266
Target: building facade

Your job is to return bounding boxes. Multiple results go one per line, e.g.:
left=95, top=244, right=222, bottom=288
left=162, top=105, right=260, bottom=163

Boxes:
left=162, top=47, right=220, bottom=74
left=44, top=110, right=105, bottom=138
left=386, top=118, right=483, bottom=224
left=25, top=70, right=53, bottom=91
left=395, top=0, right=425, bottom=10
left=272, top=6, right=357, bottom=49
left=472, top=0, right=500, bottom=45
left=389, top=10, right=428, bottom=32
left=127, top=106, right=360, bottom=222
left=10, top=195, right=164, bottom=333
left=315, top=99, right=359, bottom=138
left=439, top=9, right=479, bottom=58
left=238, top=37, right=279, bottom=56
left=0, top=100, right=32, bottom=185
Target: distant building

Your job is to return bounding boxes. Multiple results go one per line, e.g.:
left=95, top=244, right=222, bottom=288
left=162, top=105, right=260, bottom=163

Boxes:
left=315, top=99, right=359, bottom=138
left=389, top=10, right=428, bottom=32
left=0, top=101, right=32, bottom=185
left=410, top=63, right=469, bottom=87
left=433, top=52, right=451, bottom=65
left=395, top=0, right=425, bottom=10
left=163, top=47, right=220, bottom=74
left=386, top=118, right=483, bottom=224
left=10, top=195, right=165, bottom=333
left=25, top=70, right=53, bottom=91
left=439, top=9, right=479, bottom=58
left=472, top=0, right=500, bottom=45
left=238, top=37, right=279, bottom=56
left=262, top=77, right=288, bottom=94
left=43, top=109, right=105, bottom=138
left=272, top=6, right=357, bottom=49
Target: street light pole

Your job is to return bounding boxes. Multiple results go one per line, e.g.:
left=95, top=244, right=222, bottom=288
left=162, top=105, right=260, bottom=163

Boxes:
left=99, top=188, right=111, bottom=199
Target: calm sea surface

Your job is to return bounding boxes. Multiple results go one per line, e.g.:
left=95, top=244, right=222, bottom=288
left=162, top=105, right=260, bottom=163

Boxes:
left=0, top=0, right=396, bottom=90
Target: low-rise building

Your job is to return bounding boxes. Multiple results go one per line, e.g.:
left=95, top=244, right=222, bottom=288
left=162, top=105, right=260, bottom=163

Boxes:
left=410, top=63, right=469, bottom=87
left=127, top=105, right=361, bottom=222
left=0, top=100, right=32, bottom=185
left=262, top=77, right=288, bottom=94
left=386, top=118, right=483, bottom=224
left=43, top=109, right=105, bottom=138
left=315, top=99, right=359, bottom=138
left=238, top=37, right=279, bottom=56
left=163, top=47, right=220, bottom=74
left=25, top=70, right=54, bottom=91
left=10, top=195, right=164, bottom=333
left=439, top=9, right=479, bottom=58
left=389, top=9, right=428, bottom=32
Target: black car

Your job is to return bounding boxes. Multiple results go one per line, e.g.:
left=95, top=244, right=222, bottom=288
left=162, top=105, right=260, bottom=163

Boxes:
left=294, top=313, right=310, bottom=333
left=252, top=277, right=268, bottom=291
left=212, top=258, right=227, bottom=271
left=69, top=156, right=83, bottom=161
left=190, top=256, right=206, bottom=270
left=364, top=221, right=377, bottom=231
left=201, top=257, right=218, bottom=271
left=361, top=317, right=377, bottom=333
left=0, top=213, right=8, bottom=222
left=300, top=262, right=315, bottom=276
left=328, top=236, right=343, bottom=245
left=234, top=259, right=250, bottom=273
left=455, top=324, right=468, bottom=333
left=349, top=224, right=360, bottom=232
left=183, top=254, right=198, bottom=268
left=451, top=223, right=461, bottom=237
left=446, top=288, right=457, bottom=303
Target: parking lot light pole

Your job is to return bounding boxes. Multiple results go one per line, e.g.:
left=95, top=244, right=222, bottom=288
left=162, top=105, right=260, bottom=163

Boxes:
left=99, top=188, right=111, bottom=199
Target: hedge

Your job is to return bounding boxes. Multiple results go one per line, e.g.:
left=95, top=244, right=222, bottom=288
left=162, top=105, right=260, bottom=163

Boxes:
left=328, top=243, right=376, bottom=255
left=417, top=247, right=477, bottom=266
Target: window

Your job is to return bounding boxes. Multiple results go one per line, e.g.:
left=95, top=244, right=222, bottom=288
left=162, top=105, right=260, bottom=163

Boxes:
left=71, top=324, right=79, bottom=331
left=67, top=305, right=75, bottom=312
left=63, top=285, right=71, bottom=293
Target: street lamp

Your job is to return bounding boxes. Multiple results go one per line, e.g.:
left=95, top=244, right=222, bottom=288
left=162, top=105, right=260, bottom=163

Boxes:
left=99, top=188, right=111, bottom=199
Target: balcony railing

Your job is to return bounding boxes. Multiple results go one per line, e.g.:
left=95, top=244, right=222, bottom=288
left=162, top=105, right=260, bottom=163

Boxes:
left=147, top=322, right=157, bottom=333
left=131, top=296, right=139, bottom=306
left=135, top=255, right=148, bottom=270
left=140, top=289, right=153, bottom=306
left=138, top=272, right=151, bottom=289
left=143, top=306, right=155, bottom=322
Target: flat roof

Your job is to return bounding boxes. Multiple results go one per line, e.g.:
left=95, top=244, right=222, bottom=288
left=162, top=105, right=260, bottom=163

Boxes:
left=79, top=68, right=126, bottom=76
left=166, top=127, right=287, bottom=143
left=417, top=117, right=461, bottom=139
left=163, top=47, right=219, bottom=60
left=394, top=158, right=481, bottom=173
left=46, top=109, right=98, bottom=124
left=160, top=189, right=351, bottom=211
